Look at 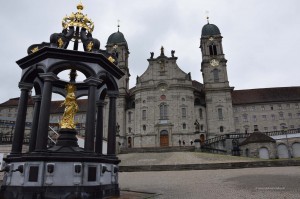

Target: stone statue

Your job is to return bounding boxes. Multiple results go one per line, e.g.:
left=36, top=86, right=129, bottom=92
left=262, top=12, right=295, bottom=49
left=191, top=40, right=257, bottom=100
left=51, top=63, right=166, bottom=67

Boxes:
left=150, top=52, right=154, bottom=59
left=171, top=50, right=175, bottom=57
left=60, top=84, right=79, bottom=129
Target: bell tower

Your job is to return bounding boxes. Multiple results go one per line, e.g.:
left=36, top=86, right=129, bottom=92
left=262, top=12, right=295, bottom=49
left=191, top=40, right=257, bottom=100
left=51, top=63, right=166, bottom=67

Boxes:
left=200, top=20, right=234, bottom=138
left=106, top=23, right=130, bottom=148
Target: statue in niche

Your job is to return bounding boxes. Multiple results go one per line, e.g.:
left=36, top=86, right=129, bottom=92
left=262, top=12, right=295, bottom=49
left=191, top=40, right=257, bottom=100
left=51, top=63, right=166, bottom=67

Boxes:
left=60, top=84, right=79, bottom=129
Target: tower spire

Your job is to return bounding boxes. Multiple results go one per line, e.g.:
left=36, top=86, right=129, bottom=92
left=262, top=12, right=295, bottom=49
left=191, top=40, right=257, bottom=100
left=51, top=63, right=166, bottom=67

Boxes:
left=117, top=19, right=120, bottom=32
left=205, top=10, right=210, bottom=24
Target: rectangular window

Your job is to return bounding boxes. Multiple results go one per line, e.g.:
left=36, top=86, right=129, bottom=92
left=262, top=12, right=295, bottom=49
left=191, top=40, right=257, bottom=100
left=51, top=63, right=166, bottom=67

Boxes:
left=128, top=112, right=132, bottom=123
left=218, top=108, right=223, bottom=120
left=142, top=110, right=146, bottom=120
left=286, top=104, right=290, bottom=109
left=262, top=115, right=267, bottom=121
left=288, top=113, right=292, bottom=119
left=296, top=104, right=299, bottom=109
left=199, top=108, right=203, bottom=119
left=273, top=126, right=277, bottom=131
left=271, top=114, right=275, bottom=121
left=236, top=129, right=240, bottom=133
left=290, top=125, right=295, bottom=129
left=279, top=112, right=284, bottom=119
left=160, top=104, right=168, bottom=119
left=234, top=117, right=239, bottom=123
left=264, top=127, right=268, bottom=132
left=182, top=108, right=186, bottom=118
left=278, top=104, right=282, bottom=110
left=261, top=106, right=265, bottom=111
left=243, top=114, right=248, bottom=122
left=297, top=113, right=300, bottom=118
left=252, top=115, right=257, bottom=122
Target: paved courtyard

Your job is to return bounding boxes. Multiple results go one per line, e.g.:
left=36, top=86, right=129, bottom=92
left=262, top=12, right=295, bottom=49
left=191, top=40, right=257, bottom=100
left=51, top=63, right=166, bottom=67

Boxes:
left=119, top=166, right=300, bottom=199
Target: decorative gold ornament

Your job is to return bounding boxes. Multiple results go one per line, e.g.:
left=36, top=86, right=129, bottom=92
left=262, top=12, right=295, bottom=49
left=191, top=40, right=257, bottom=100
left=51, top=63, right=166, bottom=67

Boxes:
left=60, top=84, right=79, bottom=129
left=108, top=56, right=115, bottom=63
left=209, top=37, right=214, bottom=41
left=86, top=41, right=94, bottom=51
left=62, top=2, right=94, bottom=33
left=57, top=38, right=64, bottom=48
left=31, top=47, right=39, bottom=53
left=210, top=59, right=219, bottom=67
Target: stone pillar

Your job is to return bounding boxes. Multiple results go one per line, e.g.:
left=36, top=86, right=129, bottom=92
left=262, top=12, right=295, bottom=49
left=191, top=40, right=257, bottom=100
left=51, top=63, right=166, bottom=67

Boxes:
left=29, top=95, right=42, bottom=152
left=35, top=73, right=59, bottom=151
left=84, top=77, right=102, bottom=152
left=95, top=100, right=105, bottom=154
left=107, top=91, right=119, bottom=155
left=11, top=82, right=33, bottom=154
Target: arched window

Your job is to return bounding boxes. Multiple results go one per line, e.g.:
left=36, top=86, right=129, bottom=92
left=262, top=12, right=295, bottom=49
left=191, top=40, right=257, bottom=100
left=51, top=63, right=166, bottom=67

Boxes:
left=213, top=69, right=219, bottom=82
left=209, top=44, right=218, bottom=55
left=218, top=108, right=223, bottom=120
left=160, top=103, right=168, bottom=119
left=183, top=123, right=186, bottom=129
left=143, top=125, right=146, bottom=131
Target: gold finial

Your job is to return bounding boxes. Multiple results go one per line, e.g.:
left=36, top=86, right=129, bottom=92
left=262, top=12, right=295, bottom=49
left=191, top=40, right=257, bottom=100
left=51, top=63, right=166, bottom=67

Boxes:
left=108, top=56, right=116, bottom=63
left=60, top=84, right=79, bottom=129
left=87, top=41, right=94, bottom=51
left=62, top=1, right=94, bottom=33
left=77, top=1, right=84, bottom=11
left=57, top=37, right=64, bottom=48
left=31, top=47, right=39, bottom=53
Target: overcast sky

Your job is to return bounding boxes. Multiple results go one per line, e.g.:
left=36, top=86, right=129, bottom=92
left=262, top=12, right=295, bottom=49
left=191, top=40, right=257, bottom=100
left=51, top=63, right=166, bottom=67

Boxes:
left=0, top=0, right=300, bottom=103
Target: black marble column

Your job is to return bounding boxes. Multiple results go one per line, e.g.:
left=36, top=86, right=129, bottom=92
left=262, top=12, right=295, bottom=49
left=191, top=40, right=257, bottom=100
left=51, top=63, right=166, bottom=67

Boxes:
left=84, top=77, right=102, bottom=152
left=29, top=95, right=42, bottom=152
left=11, top=82, right=33, bottom=154
left=95, top=100, right=105, bottom=154
left=35, top=73, right=59, bottom=151
left=107, top=91, right=119, bottom=155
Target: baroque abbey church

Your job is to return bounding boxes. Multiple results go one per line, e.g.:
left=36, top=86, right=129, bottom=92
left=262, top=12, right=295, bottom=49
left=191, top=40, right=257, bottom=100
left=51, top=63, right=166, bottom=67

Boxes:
left=106, top=22, right=300, bottom=148
left=1, top=22, right=300, bottom=150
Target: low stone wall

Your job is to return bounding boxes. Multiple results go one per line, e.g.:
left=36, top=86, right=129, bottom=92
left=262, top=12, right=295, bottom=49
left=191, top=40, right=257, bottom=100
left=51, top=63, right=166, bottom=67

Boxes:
left=119, top=159, right=300, bottom=172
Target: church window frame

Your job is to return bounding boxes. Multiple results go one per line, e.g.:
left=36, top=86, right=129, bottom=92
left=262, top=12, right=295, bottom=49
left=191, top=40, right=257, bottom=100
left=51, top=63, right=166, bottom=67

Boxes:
left=218, top=108, right=223, bottom=120
left=182, top=107, right=187, bottom=118
left=143, top=125, right=146, bottom=131
left=242, top=114, right=248, bottom=122
left=128, top=111, right=132, bottom=123
left=142, top=110, right=147, bottom=120
left=209, top=43, right=218, bottom=56
left=252, top=115, right=257, bottom=122
left=182, top=123, right=187, bottom=130
left=213, top=69, right=219, bottom=82
left=220, top=126, right=224, bottom=133
left=159, top=103, right=168, bottom=120
left=199, top=108, right=203, bottom=119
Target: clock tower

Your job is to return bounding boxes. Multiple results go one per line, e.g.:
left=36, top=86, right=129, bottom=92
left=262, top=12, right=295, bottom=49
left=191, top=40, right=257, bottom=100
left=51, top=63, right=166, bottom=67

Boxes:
left=200, top=21, right=234, bottom=137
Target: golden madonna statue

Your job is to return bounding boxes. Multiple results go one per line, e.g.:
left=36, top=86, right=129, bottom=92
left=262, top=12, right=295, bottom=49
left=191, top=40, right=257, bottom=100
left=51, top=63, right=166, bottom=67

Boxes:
left=60, top=84, right=79, bottom=129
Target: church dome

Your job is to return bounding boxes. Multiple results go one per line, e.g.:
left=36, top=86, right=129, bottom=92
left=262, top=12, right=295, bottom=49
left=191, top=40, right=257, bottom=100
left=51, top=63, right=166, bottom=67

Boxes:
left=107, top=31, right=127, bottom=44
left=201, top=23, right=221, bottom=36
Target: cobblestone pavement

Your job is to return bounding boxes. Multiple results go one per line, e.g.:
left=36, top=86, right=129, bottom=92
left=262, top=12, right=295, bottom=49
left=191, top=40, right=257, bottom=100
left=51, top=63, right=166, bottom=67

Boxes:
left=119, top=166, right=300, bottom=199
left=118, top=152, right=258, bottom=166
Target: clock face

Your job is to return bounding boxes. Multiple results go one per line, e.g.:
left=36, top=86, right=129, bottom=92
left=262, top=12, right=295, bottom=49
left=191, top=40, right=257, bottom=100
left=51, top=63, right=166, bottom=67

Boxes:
left=210, top=59, right=219, bottom=67
left=209, top=37, right=214, bottom=41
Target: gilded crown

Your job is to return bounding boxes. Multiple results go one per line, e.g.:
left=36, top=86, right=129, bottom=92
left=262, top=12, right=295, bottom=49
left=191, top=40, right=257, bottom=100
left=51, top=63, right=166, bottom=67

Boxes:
left=62, top=2, right=94, bottom=33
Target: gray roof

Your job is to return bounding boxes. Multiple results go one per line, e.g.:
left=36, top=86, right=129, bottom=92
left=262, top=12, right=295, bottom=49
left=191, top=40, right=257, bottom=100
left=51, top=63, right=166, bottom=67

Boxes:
left=239, top=132, right=276, bottom=146
left=201, top=23, right=221, bottom=36
left=107, top=31, right=127, bottom=44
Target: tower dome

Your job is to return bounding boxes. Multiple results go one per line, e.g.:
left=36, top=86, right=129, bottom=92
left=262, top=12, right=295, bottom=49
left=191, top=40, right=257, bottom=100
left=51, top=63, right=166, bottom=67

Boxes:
left=201, top=23, right=221, bottom=36
left=107, top=31, right=127, bottom=44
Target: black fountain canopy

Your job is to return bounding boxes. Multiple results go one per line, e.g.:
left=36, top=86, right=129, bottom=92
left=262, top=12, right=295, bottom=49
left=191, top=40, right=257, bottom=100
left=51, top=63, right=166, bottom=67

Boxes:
left=27, top=2, right=118, bottom=65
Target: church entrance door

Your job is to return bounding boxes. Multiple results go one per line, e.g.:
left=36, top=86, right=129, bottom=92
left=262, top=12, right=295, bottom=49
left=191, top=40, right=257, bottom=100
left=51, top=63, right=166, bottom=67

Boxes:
left=160, top=130, right=169, bottom=147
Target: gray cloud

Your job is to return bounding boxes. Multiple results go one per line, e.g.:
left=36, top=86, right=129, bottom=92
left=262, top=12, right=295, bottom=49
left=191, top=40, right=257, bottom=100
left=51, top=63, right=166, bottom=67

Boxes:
left=0, top=0, right=299, bottom=103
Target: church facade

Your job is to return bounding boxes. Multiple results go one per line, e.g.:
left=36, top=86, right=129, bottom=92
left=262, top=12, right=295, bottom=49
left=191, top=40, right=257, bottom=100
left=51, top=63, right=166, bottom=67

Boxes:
left=104, top=22, right=300, bottom=148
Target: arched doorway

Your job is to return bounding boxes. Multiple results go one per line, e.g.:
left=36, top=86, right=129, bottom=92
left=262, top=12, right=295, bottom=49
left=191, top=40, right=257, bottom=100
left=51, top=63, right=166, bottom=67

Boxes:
left=292, top=143, right=300, bottom=157
left=259, top=147, right=270, bottom=159
left=127, top=137, right=132, bottom=148
left=277, top=144, right=289, bottom=158
left=200, top=134, right=205, bottom=145
left=160, top=130, right=169, bottom=147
